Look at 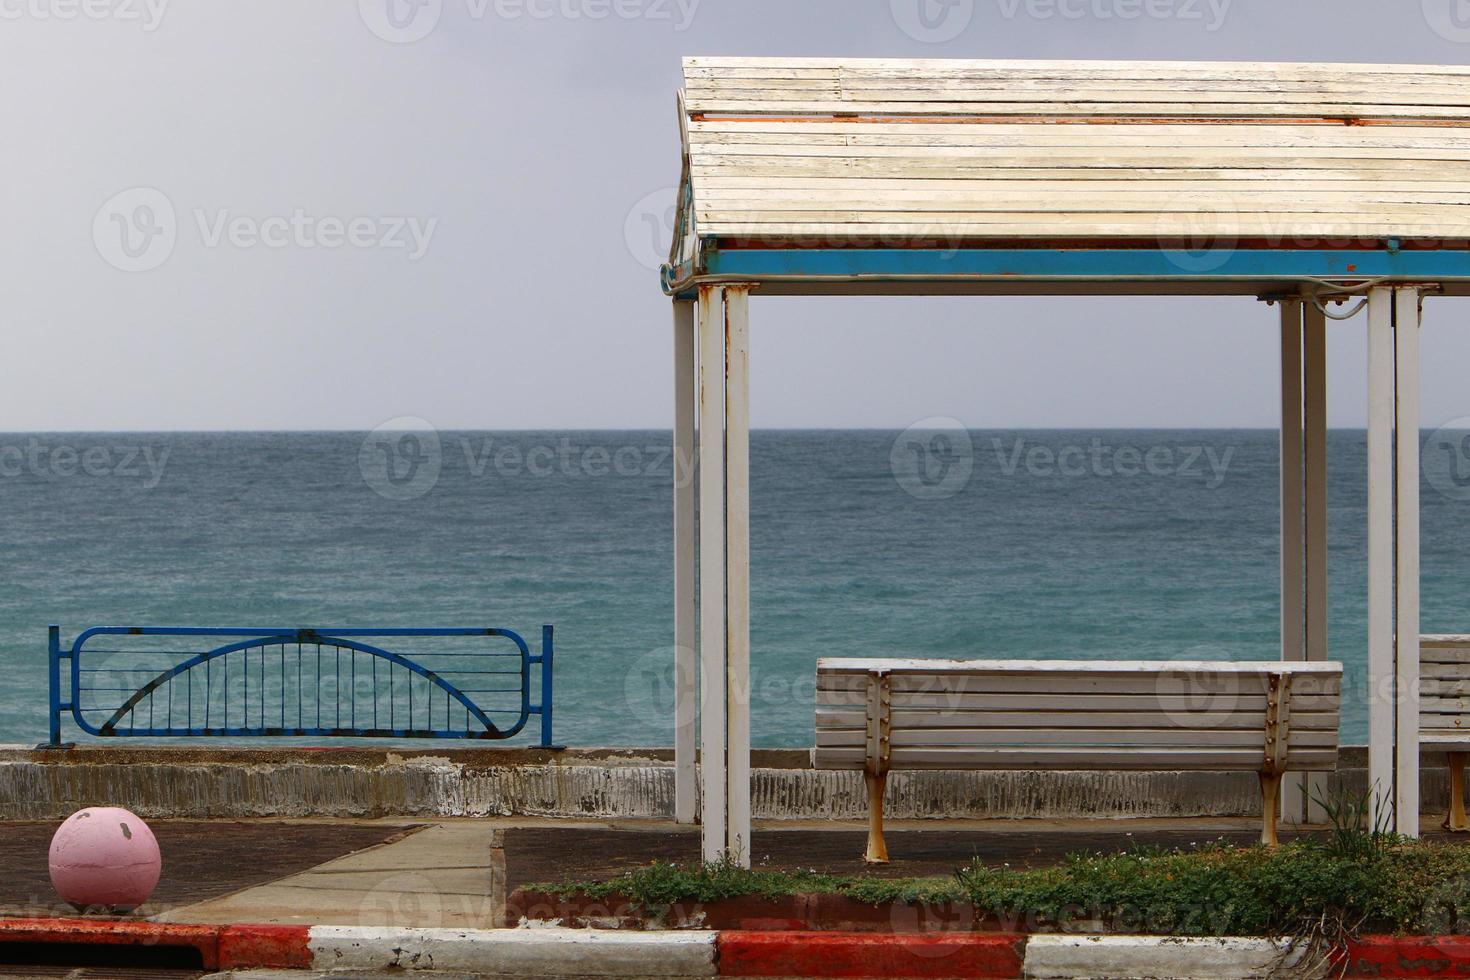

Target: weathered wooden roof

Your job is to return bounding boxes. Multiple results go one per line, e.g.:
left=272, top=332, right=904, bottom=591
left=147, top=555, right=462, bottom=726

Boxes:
left=663, top=57, right=1470, bottom=295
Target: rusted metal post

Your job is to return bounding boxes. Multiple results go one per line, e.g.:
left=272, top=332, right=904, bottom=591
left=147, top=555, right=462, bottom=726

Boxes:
left=863, top=671, right=892, bottom=864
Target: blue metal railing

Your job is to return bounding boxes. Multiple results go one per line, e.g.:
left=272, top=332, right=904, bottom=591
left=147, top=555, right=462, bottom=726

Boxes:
left=48, top=625, right=555, bottom=747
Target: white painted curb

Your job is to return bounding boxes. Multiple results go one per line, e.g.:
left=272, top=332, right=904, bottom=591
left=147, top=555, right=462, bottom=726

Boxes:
left=1022, top=935, right=1304, bottom=979
left=308, top=925, right=717, bottom=976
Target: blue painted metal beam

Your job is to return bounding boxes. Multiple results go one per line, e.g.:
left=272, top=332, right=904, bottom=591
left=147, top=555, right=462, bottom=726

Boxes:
left=664, top=248, right=1470, bottom=295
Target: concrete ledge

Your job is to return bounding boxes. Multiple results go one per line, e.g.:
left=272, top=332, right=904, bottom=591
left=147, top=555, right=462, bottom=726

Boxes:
left=0, top=744, right=1451, bottom=821
left=308, top=925, right=716, bottom=976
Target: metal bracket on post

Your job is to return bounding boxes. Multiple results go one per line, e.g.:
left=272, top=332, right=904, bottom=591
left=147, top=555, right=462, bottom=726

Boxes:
left=1260, top=671, right=1293, bottom=846
left=863, top=671, right=892, bottom=864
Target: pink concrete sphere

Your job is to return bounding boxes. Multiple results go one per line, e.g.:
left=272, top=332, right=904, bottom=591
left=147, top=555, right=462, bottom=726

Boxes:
left=48, top=807, right=161, bottom=912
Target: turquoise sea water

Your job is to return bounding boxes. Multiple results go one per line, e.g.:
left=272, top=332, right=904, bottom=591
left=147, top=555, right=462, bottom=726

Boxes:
left=2, top=429, right=1467, bottom=748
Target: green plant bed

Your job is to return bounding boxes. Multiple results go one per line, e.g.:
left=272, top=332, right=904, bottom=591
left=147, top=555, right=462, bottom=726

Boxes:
left=533, top=839, right=1470, bottom=937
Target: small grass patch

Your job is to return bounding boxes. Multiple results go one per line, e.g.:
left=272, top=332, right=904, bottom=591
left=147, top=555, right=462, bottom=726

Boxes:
left=531, top=839, right=1470, bottom=938
left=533, top=858, right=961, bottom=907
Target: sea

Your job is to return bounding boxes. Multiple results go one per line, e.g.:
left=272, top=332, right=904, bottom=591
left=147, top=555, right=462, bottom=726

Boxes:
left=2, top=429, right=1469, bottom=749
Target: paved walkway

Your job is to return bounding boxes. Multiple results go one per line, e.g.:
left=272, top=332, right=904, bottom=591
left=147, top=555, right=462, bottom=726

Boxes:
left=154, top=824, right=501, bottom=929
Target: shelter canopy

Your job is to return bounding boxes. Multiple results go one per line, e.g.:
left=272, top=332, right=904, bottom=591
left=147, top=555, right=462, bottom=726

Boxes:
left=664, top=57, right=1470, bottom=296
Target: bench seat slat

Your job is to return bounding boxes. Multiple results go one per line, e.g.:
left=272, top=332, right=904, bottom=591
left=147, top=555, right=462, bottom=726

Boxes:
left=816, top=727, right=1338, bottom=749
left=816, top=708, right=1341, bottom=731
left=818, top=673, right=1339, bottom=696
left=819, top=658, right=1344, bottom=675
left=814, top=746, right=1339, bottom=771
left=1422, top=735, right=1470, bottom=750
left=815, top=690, right=1341, bottom=713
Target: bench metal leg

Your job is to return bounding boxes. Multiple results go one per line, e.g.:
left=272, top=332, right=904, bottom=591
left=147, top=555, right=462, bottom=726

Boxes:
left=1448, top=754, right=1469, bottom=833
left=1259, top=772, right=1282, bottom=847
left=864, top=772, right=889, bottom=864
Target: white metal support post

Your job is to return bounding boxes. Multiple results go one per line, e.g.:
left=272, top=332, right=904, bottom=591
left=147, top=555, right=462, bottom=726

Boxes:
left=1366, top=286, right=1395, bottom=830
left=1366, top=285, right=1425, bottom=835
left=724, top=285, right=752, bottom=864
left=672, top=298, right=697, bottom=825
left=1303, top=299, right=1330, bottom=824
left=696, top=285, right=727, bottom=860
left=1279, top=299, right=1306, bottom=825
left=1394, top=287, right=1422, bottom=837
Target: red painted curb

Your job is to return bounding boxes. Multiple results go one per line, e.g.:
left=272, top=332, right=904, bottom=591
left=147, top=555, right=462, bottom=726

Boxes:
left=217, top=924, right=312, bottom=970
left=0, top=918, right=310, bottom=971
left=0, top=918, right=224, bottom=968
left=1342, top=936, right=1470, bottom=977
left=717, top=931, right=1025, bottom=979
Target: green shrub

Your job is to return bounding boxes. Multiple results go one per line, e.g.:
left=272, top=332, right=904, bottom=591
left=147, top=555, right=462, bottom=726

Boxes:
left=534, top=840, right=1470, bottom=937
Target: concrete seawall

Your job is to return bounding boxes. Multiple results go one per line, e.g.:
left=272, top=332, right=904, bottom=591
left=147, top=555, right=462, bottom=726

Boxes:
left=0, top=745, right=1445, bottom=822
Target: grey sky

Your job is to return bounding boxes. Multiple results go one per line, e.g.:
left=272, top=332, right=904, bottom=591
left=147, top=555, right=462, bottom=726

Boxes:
left=3, top=0, right=1469, bottom=431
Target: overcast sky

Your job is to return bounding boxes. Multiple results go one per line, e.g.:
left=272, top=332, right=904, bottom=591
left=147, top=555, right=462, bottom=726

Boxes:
left=3, top=0, right=1470, bottom=431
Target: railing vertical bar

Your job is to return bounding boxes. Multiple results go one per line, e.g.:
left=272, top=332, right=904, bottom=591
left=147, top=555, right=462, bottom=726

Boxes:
left=47, top=627, right=60, bottom=746
left=540, top=625, right=554, bottom=748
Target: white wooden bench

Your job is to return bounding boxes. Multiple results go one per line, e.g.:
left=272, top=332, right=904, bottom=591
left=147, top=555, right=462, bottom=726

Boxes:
left=1421, top=636, right=1470, bottom=832
left=814, top=658, right=1343, bottom=863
